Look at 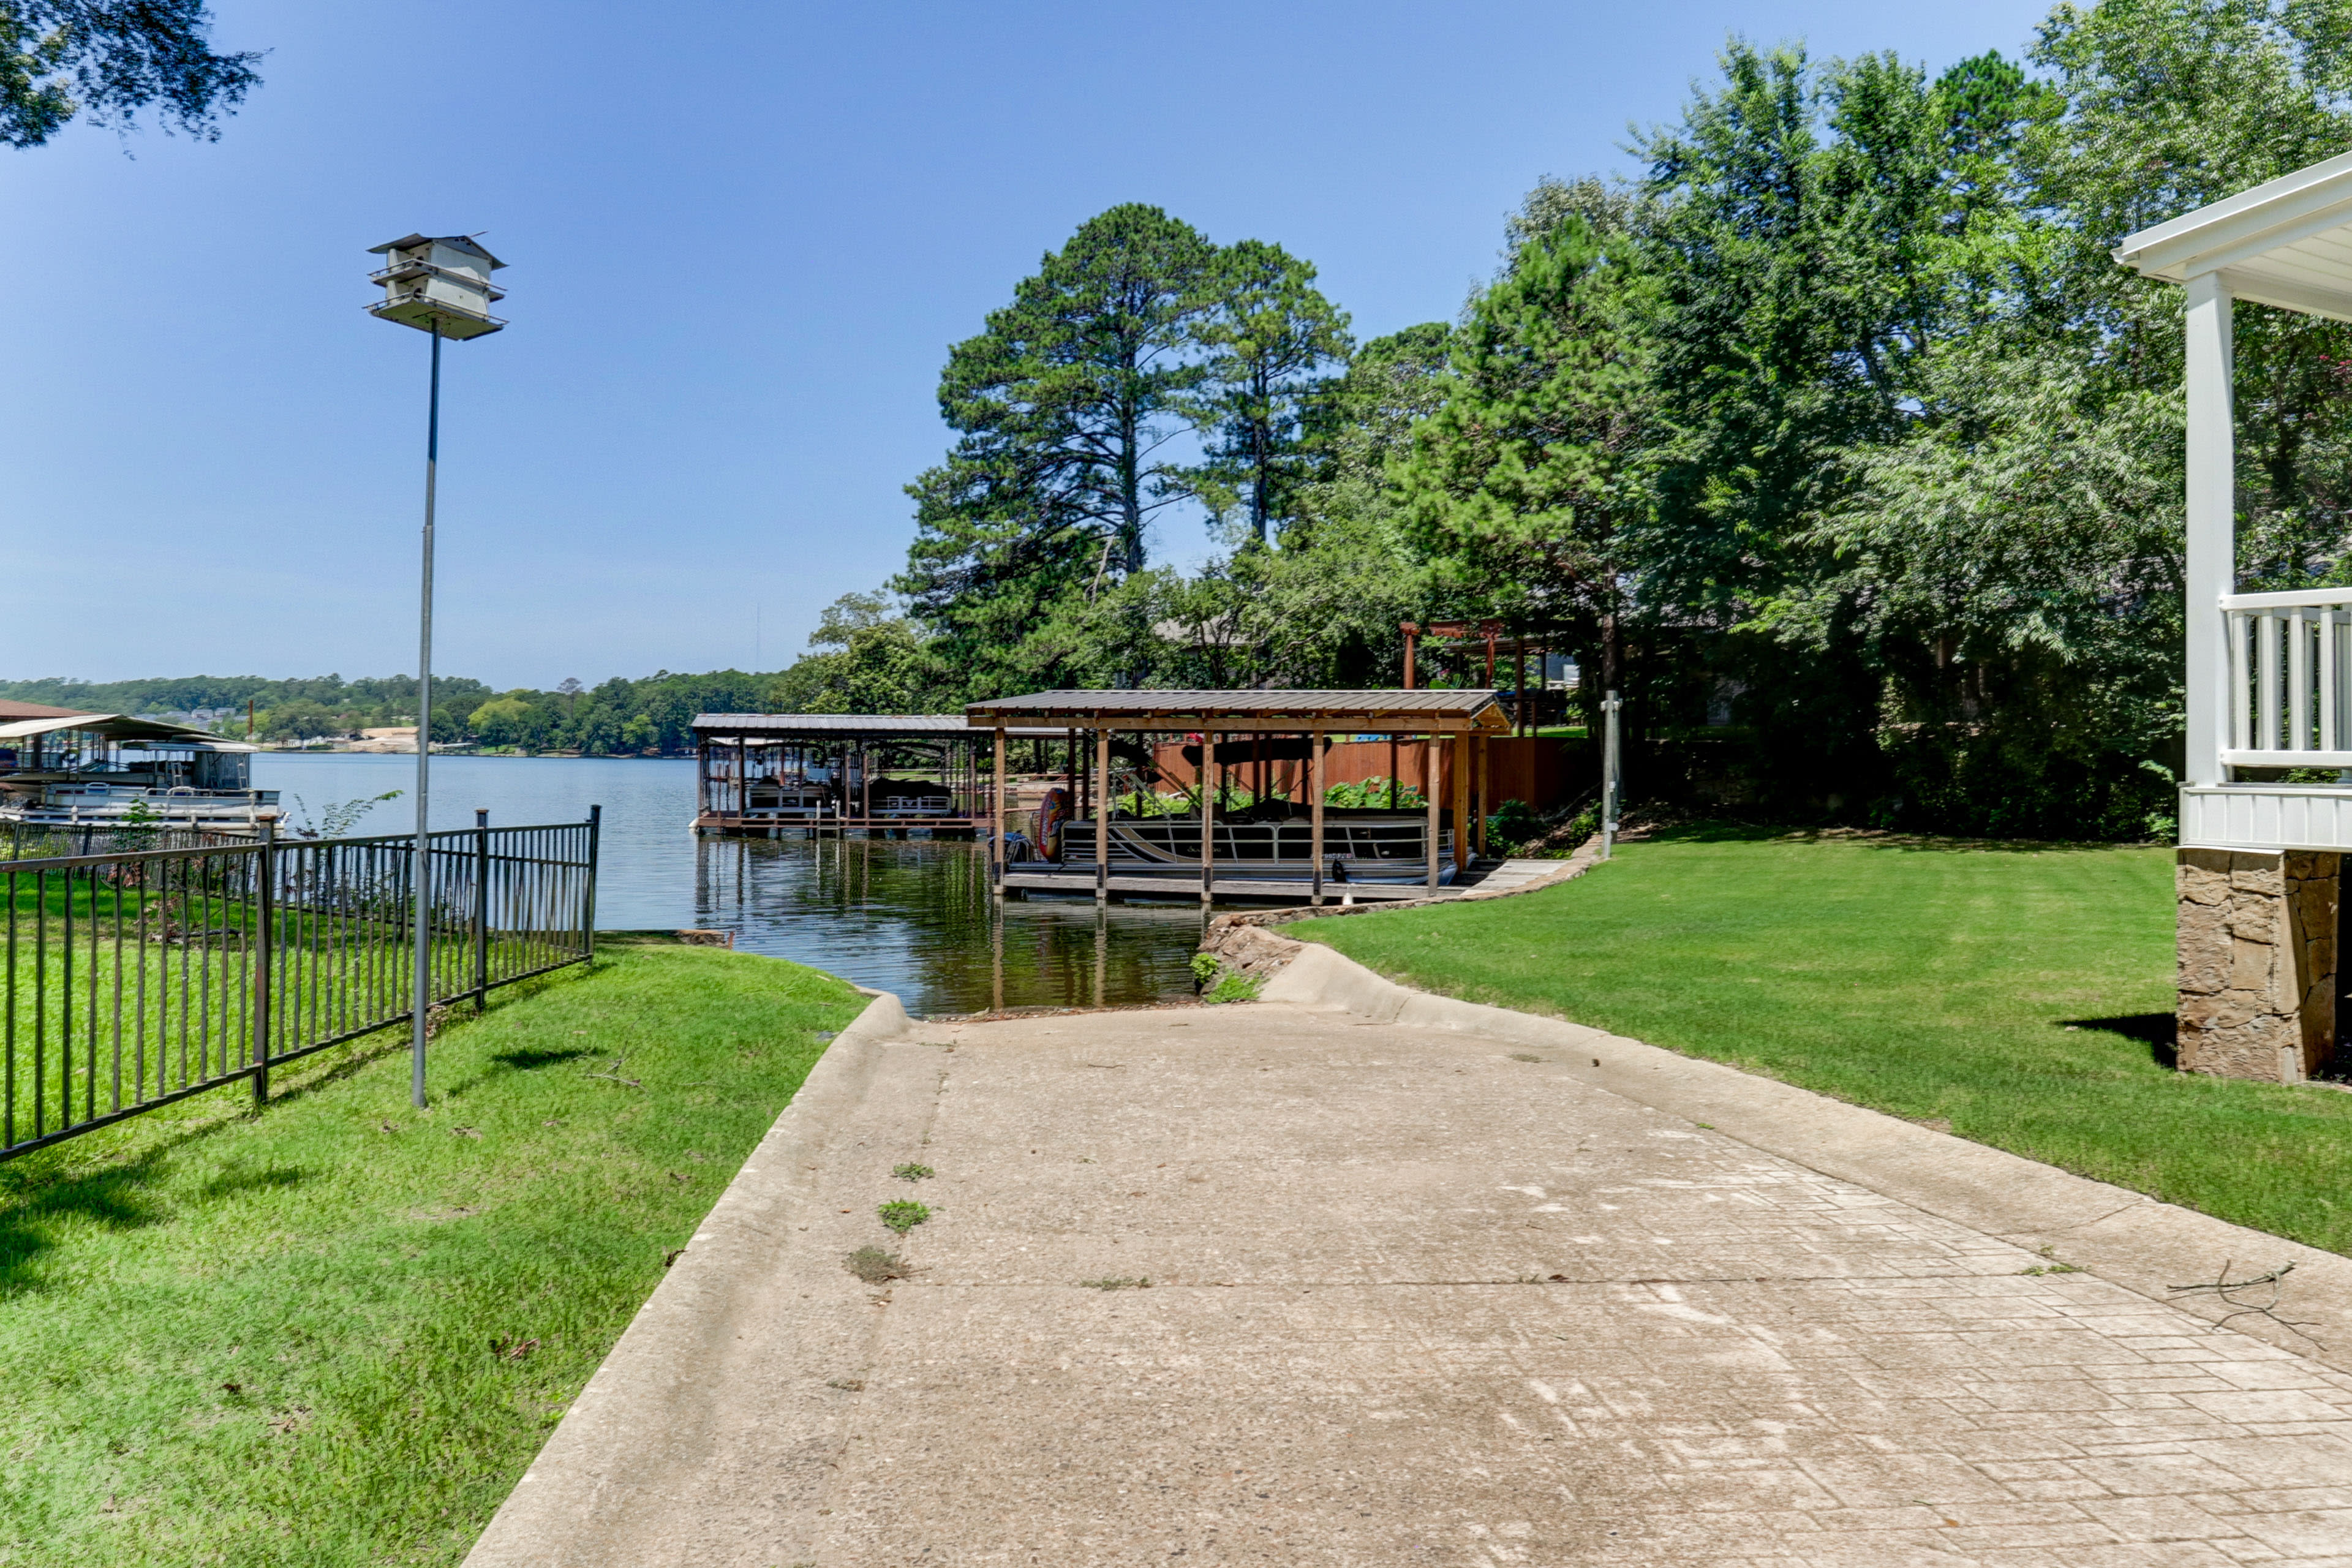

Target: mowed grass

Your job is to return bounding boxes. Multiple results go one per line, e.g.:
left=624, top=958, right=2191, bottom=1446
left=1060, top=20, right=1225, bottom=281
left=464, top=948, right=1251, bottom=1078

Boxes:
left=0, top=938, right=865, bottom=1567
left=1303, top=825, right=2352, bottom=1254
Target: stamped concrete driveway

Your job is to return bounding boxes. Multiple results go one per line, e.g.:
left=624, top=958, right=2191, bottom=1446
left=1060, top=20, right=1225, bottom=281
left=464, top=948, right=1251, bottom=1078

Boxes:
left=469, top=1003, right=2352, bottom=1567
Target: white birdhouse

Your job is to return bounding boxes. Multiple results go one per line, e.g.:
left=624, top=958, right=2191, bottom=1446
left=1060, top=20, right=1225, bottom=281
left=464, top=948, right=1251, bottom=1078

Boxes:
left=367, top=234, right=507, bottom=339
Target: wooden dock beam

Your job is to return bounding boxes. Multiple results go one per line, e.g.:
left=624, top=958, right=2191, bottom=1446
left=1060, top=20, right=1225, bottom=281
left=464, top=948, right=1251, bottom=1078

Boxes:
left=1310, top=728, right=1326, bottom=907
left=1094, top=727, right=1109, bottom=903
left=992, top=726, right=1006, bottom=900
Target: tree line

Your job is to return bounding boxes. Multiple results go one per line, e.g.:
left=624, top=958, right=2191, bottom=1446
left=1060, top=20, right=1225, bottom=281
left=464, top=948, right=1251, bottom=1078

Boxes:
left=798, top=0, right=2352, bottom=838
left=21, top=1, right=2352, bottom=836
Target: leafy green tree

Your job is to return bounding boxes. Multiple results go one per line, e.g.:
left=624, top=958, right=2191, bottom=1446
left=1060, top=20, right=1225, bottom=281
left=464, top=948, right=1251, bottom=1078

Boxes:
left=1, top=0, right=259, bottom=148
left=1395, top=211, right=1656, bottom=701
left=255, top=698, right=339, bottom=741
left=898, top=205, right=1219, bottom=692
left=2029, top=0, right=2352, bottom=590
left=1634, top=43, right=1962, bottom=612
left=766, top=593, right=942, bottom=714
left=1196, top=240, right=1352, bottom=546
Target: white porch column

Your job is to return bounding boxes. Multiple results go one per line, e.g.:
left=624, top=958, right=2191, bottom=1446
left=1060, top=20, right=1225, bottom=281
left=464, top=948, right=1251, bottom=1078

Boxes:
left=2185, top=270, right=2236, bottom=788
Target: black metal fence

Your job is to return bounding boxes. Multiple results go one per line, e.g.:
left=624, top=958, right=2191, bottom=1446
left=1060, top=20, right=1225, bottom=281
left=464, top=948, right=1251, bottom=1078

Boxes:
left=0, top=810, right=600, bottom=1160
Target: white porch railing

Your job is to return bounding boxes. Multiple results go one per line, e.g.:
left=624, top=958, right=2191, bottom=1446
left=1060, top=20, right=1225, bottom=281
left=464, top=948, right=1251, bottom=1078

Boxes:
left=2224, top=586, right=2352, bottom=767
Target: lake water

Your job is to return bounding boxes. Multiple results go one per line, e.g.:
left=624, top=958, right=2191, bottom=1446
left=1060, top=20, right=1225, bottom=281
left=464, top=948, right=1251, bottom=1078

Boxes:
left=249, top=753, right=1207, bottom=1017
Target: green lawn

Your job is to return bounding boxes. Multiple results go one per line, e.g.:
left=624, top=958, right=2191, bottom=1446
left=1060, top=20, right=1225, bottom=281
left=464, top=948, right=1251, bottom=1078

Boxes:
left=0, top=937, right=865, bottom=1567
left=1303, top=825, right=2352, bottom=1255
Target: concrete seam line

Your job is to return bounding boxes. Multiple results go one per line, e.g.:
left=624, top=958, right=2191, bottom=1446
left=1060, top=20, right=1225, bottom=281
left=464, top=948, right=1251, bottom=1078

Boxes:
left=461, top=989, right=911, bottom=1566
left=1266, top=937, right=2352, bottom=1374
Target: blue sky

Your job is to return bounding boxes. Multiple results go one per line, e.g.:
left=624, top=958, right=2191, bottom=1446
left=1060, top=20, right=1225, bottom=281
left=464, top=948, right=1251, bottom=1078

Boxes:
left=1, top=0, right=2054, bottom=689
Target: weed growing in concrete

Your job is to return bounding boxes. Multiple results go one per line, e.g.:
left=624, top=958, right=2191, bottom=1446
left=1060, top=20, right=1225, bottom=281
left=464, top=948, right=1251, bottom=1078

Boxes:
left=1082, top=1276, right=1151, bottom=1290
left=2019, top=1263, right=2082, bottom=1275
left=845, top=1246, right=908, bottom=1283
left=1205, top=972, right=1262, bottom=1005
left=892, top=1163, right=933, bottom=1182
left=878, top=1199, right=931, bottom=1234
left=1509, top=1053, right=1544, bottom=1063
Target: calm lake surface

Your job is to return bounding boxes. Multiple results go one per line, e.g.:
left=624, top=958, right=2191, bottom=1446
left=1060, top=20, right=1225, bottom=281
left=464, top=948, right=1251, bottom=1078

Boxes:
left=249, top=753, right=1205, bottom=1017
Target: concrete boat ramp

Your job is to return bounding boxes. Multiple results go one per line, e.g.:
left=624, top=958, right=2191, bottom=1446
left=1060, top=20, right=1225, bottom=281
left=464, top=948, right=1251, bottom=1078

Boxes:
left=467, top=946, right=2352, bottom=1566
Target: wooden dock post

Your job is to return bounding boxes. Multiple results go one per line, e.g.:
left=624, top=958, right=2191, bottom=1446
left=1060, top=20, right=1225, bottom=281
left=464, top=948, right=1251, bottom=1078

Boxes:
left=1200, top=730, right=1216, bottom=906
left=1425, top=733, right=1441, bottom=894
left=1474, top=733, right=1488, bottom=858
left=992, top=726, right=1006, bottom=899
left=1095, top=727, right=1109, bottom=903
left=1310, top=728, right=1326, bottom=906
left=1453, top=731, right=1471, bottom=872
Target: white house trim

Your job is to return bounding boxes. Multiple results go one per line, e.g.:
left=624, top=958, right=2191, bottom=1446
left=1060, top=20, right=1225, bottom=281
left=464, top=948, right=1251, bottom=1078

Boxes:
left=2116, top=156, right=2352, bottom=851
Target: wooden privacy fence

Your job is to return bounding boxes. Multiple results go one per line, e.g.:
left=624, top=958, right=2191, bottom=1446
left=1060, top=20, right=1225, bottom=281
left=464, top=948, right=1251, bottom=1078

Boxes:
left=0, top=812, right=599, bottom=1161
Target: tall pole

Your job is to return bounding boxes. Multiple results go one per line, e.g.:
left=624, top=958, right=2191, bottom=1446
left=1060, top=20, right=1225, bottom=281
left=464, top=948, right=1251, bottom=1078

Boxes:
left=411, top=325, right=441, bottom=1110
left=1600, top=688, right=1622, bottom=862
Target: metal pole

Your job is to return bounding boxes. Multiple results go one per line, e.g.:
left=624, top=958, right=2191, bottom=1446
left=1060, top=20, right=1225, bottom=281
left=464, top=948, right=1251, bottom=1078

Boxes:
left=252, top=813, right=276, bottom=1108
left=473, top=808, right=490, bottom=1011
left=583, top=804, right=601, bottom=960
left=1601, top=688, right=1622, bottom=862
left=410, top=324, right=440, bottom=1110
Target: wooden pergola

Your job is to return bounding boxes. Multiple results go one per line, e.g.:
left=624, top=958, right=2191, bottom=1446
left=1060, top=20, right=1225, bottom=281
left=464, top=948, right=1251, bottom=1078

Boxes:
left=965, top=689, right=1512, bottom=904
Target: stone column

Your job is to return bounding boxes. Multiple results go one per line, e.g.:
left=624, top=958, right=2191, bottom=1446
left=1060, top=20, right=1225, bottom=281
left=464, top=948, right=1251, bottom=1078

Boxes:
left=2177, top=848, right=2339, bottom=1081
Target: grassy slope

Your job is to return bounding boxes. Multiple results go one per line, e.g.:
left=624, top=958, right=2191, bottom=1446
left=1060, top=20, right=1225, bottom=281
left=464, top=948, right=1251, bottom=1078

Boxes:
left=1303, top=826, right=2352, bottom=1254
left=0, top=939, right=864, bottom=1567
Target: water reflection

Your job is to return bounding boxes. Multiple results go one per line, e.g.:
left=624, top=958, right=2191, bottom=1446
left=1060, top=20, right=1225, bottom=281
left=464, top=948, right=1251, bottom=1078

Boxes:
left=693, top=836, right=1205, bottom=1017
left=249, top=755, right=1213, bottom=1017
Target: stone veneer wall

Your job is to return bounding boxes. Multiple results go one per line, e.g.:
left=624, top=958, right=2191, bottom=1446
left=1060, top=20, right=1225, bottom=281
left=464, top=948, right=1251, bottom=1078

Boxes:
left=2176, top=848, right=2338, bottom=1082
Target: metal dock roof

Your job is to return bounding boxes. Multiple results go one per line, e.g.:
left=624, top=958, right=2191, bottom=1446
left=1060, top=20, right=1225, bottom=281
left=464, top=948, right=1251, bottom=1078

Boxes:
left=963, top=690, right=1510, bottom=733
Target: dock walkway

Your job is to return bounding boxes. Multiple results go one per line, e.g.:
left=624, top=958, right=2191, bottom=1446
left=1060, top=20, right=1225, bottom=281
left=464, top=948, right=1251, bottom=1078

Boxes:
left=466, top=976, right=2352, bottom=1565
left=1000, top=854, right=1570, bottom=904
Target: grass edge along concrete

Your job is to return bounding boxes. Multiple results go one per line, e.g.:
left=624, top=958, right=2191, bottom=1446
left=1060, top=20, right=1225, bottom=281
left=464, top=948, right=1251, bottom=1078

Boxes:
left=0, top=935, right=864, bottom=1568
left=1296, top=824, right=2352, bottom=1258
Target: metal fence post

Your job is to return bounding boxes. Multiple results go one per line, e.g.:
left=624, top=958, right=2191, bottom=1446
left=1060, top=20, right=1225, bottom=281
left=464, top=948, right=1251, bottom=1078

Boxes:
left=473, top=808, right=490, bottom=1011
left=252, top=814, right=276, bottom=1107
left=582, top=805, right=601, bottom=962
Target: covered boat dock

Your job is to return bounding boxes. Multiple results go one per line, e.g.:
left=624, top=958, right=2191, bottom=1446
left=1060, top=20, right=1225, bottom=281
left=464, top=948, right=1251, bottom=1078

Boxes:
left=690, top=712, right=1072, bottom=839
left=965, top=689, right=1512, bottom=905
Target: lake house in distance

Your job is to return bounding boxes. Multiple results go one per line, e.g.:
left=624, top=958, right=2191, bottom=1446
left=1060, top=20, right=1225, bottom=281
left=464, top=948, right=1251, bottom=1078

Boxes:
left=2115, top=148, right=2352, bottom=1082
left=0, top=704, right=274, bottom=827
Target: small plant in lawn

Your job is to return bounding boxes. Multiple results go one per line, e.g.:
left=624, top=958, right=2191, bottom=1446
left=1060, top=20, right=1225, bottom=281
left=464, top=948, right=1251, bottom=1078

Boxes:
left=845, top=1246, right=908, bottom=1284
left=892, top=1163, right=933, bottom=1182
left=878, top=1200, right=930, bottom=1234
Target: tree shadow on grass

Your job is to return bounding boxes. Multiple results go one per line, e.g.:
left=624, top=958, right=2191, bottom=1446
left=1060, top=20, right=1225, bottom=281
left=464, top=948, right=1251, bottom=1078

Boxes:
left=2061, top=1013, right=2177, bottom=1070
left=0, top=1145, right=174, bottom=1295
left=0, top=1028, right=410, bottom=1298
left=491, top=1046, right=596, bottom=1072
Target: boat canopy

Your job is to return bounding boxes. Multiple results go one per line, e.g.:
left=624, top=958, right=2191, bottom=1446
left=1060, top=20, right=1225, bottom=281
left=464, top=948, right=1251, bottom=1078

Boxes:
left=0, top=712, right=255, bottom=749
left=964, top=689, right=1511, bottom=735
left=693, top=713, right=1072, bottom=741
